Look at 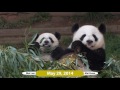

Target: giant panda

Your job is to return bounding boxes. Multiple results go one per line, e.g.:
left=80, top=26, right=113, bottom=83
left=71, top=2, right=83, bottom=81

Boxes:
left=52, top=23, right=106, bottom=72
left=28, top=32, right=64, bottom=61
left=66, top=23, right=106, bottom=71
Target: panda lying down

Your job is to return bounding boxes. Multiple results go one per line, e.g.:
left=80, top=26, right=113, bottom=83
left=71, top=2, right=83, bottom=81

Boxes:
left=29, top=23, right=106, bottom=71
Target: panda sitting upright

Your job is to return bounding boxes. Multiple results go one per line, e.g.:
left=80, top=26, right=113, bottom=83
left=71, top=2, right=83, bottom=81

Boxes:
left=53, top=23, right=106, bottom=71
left=29, top=32, right=64, bottom=61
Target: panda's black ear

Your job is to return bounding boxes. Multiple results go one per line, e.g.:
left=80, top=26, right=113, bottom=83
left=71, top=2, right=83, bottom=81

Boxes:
left=54, top=32, right=61, bottom=40
left=98, top=23, right=106, bottom=34
left=72, top=23, right=79, bottom=33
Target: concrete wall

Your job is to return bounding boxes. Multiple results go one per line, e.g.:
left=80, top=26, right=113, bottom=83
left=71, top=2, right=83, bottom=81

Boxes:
left=0, top=12, right=120, bottom=45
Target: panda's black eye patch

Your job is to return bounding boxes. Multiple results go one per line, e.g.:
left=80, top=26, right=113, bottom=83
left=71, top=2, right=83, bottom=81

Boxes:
left=40, top=37, right=45, bottom=43
left=80, top=34, right=86, bottom=41
left=93, top=34, right=98, bottom=41
left=49, top=37, right=54, bottom=43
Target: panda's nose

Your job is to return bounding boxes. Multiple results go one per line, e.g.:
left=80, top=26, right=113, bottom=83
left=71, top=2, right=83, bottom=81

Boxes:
left=44, top=40, right=49, bottom=44
left=87, top=40, right=93, bottom=44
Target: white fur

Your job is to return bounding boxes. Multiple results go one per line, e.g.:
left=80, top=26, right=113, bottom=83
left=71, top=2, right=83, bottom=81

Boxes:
left=67, top=25, right=105, bottom=77
left=35, top=33, right=59, bottom=61
left=69, top=25, right=105, bottom=50
left=36, top=33, right=59, bottom=52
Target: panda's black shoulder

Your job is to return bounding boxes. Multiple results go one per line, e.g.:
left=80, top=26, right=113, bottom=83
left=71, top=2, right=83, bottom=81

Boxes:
left=63, top=48, right=74, bottom=55
left=51, top=47, right=74, bottom=60
left=51, top=47, right=64, bottom=60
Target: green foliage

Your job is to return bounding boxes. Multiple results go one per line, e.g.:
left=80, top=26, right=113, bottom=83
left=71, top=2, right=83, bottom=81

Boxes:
left=0, top=46, right=75, bottom=78
left=60, top=36, right=72, bottom=48
left=97, top=33, right=120, bottom=78
left=0, top=34, right=90, bottom=78
left=98, top=58, right=120, bottom=78
left=0, top=17, right=7, bottom=28
left=60, top=33, right=120, bottom=78
left=77, top=54, right=89, bottom=69
left=1, top=44, right=119, bottom=78
left=83, top=12, right=113, bottom=23
left=0, top=32, right=120, bottom=78
left=69, top=12, right=114, bottom=24
left=105, top=33, right=120, bottom=59
left=70, top=15, right=82, bottom=22
left=29, top=12, right=51, bottom=24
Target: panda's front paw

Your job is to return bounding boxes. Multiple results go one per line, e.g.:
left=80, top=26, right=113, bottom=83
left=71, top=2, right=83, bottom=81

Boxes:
left=32, top=42, right=40, bottom=48
left=71, top=41, right=83, bottom=53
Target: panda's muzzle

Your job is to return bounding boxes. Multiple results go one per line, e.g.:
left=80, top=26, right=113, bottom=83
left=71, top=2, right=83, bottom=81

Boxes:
left=43, top=40, right=51, bottom=47
left=44, top=40, right=49, bottom=44
left=86, top=40, right=93, bottom=45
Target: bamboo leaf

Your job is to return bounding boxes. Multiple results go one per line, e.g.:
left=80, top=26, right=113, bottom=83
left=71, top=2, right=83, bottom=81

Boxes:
left=28, top=33, right=38, bottom=45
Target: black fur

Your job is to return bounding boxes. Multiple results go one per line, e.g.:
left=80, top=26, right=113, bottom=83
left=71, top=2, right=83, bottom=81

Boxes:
left=33, top=42, right=40, bottom=48
left=54, top=32, right=61, bottom=40
left=92, top=34, right=98, bottom=41
left=34, top=34, right=39, bottom=41
left=49, top=37, right=54, bottom=43
left=98, top=23, right=106, bottom=34
left=28, top=42, right=40, bottom=49
left=52, top=23, right=106, bottom=71
left=72, top=23, right=79, bottom=33
left=51, top=47, right=65, bottom=60
left=63, top=49, right=74, bottom=54
left=51, top=48, right=74, bottom=60
left=71, top=40, right=105, bottom=71
left=28, top=32, right=66, bottom=61
left=80, top=34, right=86, bottom=41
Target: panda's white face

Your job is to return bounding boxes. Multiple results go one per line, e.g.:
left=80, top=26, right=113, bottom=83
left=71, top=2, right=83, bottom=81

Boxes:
left=36, top=33, right=59, bottom=52
left=72, top=25, right=105, bottom=50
